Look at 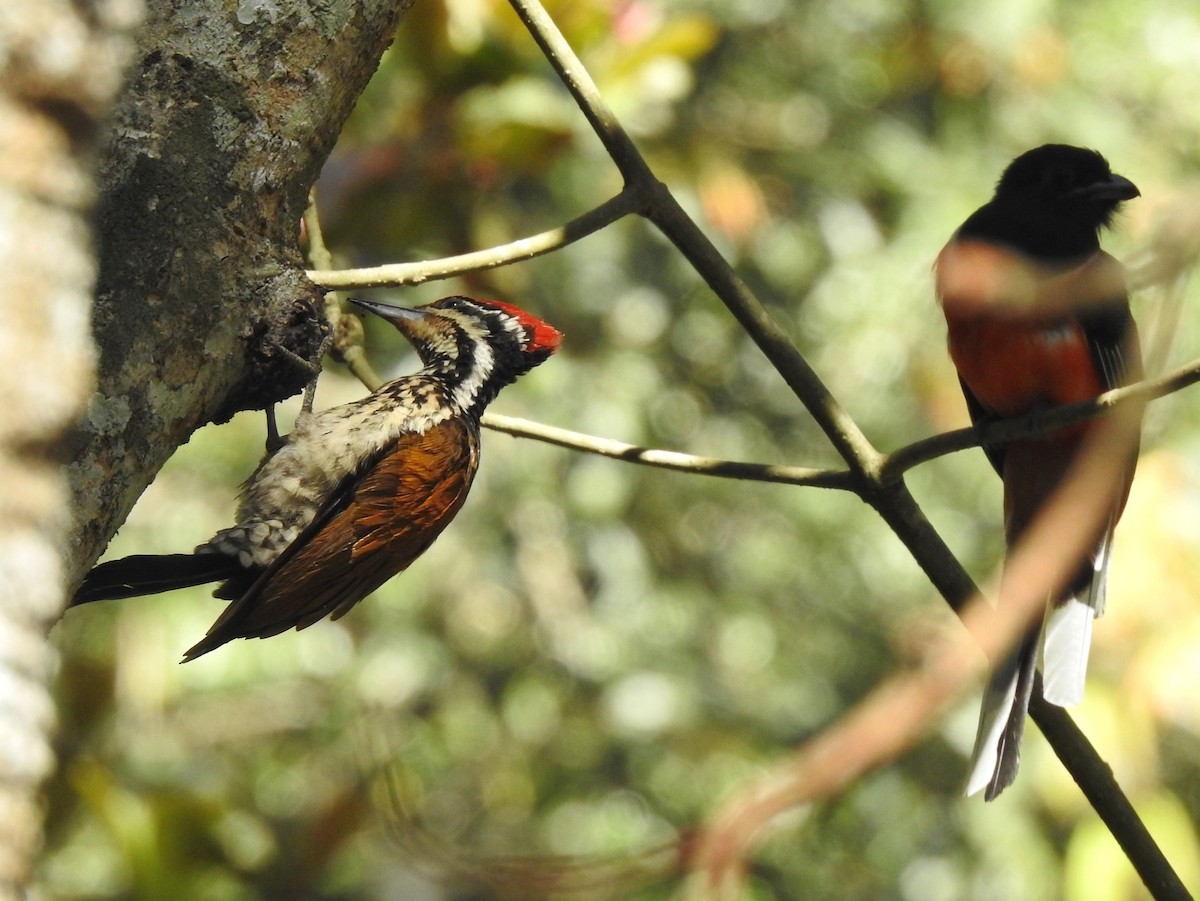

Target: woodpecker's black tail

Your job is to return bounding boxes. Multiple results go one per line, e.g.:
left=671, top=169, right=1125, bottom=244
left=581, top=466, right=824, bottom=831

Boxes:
left=71, top=554, right=243, bottom=606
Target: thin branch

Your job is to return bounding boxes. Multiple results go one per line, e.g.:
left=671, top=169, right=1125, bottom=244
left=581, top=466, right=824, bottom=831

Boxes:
left=1031, top=699, right=1193, bottom=901
left=307, top=190, right=638, bottom=289
left=881, top=425, right=985, bottom=480
left=882, top=356, right=1200, bottom=481
left=506, top=0, right=648, bottom=183
left=482, top=355, right=1200, bottom=499
left=304, top=188, right=383, bottom=389
left=303, top=187, right=341, bottom=317
left=483, top=413, right=855, bottom=490
left=507, top=0, right=882, bottom=481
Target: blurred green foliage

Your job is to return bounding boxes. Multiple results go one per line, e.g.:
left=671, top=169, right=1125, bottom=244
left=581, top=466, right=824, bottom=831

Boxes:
left=48, top=0, right=1200, bottom=898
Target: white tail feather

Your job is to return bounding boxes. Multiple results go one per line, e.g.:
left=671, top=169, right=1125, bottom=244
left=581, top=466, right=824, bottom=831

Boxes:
left=1039, top=531, right=1111, bottom=706
left=1039, top=598, right=1094, bottom=706
left=1087, top=526, right=1113, bottom=617
left=965, top=671, right=1019, bottom=797
left=967, top=530, right=1116, bottom=797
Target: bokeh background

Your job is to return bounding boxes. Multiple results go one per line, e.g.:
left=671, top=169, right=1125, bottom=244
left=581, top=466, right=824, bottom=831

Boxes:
left=47, top=0, right=1200, bottom=898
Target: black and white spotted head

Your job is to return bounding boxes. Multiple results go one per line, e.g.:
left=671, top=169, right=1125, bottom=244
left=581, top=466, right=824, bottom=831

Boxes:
left=351, top=296, right=562, bottom=415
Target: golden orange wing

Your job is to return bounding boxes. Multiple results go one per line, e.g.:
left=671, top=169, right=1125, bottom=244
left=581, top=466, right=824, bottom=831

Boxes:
left=184, top=417, right=480, bottom=660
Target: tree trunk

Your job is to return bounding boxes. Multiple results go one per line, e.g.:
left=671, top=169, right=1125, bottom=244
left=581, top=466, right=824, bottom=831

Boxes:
left=67, top=0, right=413, bottom=583
left=0, top=0, right=411, bottom=893
left=0, top=0, right=142, bottom=894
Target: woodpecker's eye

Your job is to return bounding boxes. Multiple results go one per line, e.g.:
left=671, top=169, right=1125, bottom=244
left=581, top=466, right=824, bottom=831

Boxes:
left=438, top=296, right=482, bottom=317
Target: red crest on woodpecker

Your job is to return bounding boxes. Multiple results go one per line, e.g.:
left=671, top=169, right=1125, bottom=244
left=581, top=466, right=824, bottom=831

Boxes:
left=477, top=298, right=563, bottom=355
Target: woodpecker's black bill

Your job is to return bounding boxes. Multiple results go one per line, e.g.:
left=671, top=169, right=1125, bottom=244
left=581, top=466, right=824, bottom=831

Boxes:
left=349, top=298, right=427, bottom=322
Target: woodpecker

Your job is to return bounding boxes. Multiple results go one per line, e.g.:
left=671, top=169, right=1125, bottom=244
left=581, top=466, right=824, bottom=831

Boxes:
left=73, top=296, right=562, bottom=661
left=936, top=145, right=1141, bottom=798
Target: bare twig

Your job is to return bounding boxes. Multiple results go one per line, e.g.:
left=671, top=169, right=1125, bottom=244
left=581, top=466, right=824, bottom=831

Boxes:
left=485, top=355, right=1200, bottom=495
left=303, top=189, right=383, bottom=389
left=303, top=188, right=342, bottom=323
left=506, top=1, right=649, bottom=183
left=507, top=0, right=881, bottom=479
left=882, top=356, right=1200, bottom=480
left=307, top=191, right=638, bottom=290
left=482, top=413, right=854, bottom=489
left=1030, top=699, right=1193, bottom=901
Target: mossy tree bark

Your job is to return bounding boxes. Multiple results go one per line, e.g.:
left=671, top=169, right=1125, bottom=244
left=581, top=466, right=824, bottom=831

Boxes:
left=67, top=0, right=413, bottom=578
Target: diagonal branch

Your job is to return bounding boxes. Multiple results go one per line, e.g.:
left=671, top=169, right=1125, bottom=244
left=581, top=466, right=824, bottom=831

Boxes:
left=307, top=190, right=638, bottom=289
left=1030, top=697, right=1192, bottom=901
left=507, top=0, right=881, bottom=480
left=506, top=1, right=649, bottom=184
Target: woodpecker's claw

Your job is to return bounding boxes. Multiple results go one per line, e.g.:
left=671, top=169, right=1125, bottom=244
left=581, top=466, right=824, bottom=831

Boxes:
left=264, top=404, right=283, bottom=452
